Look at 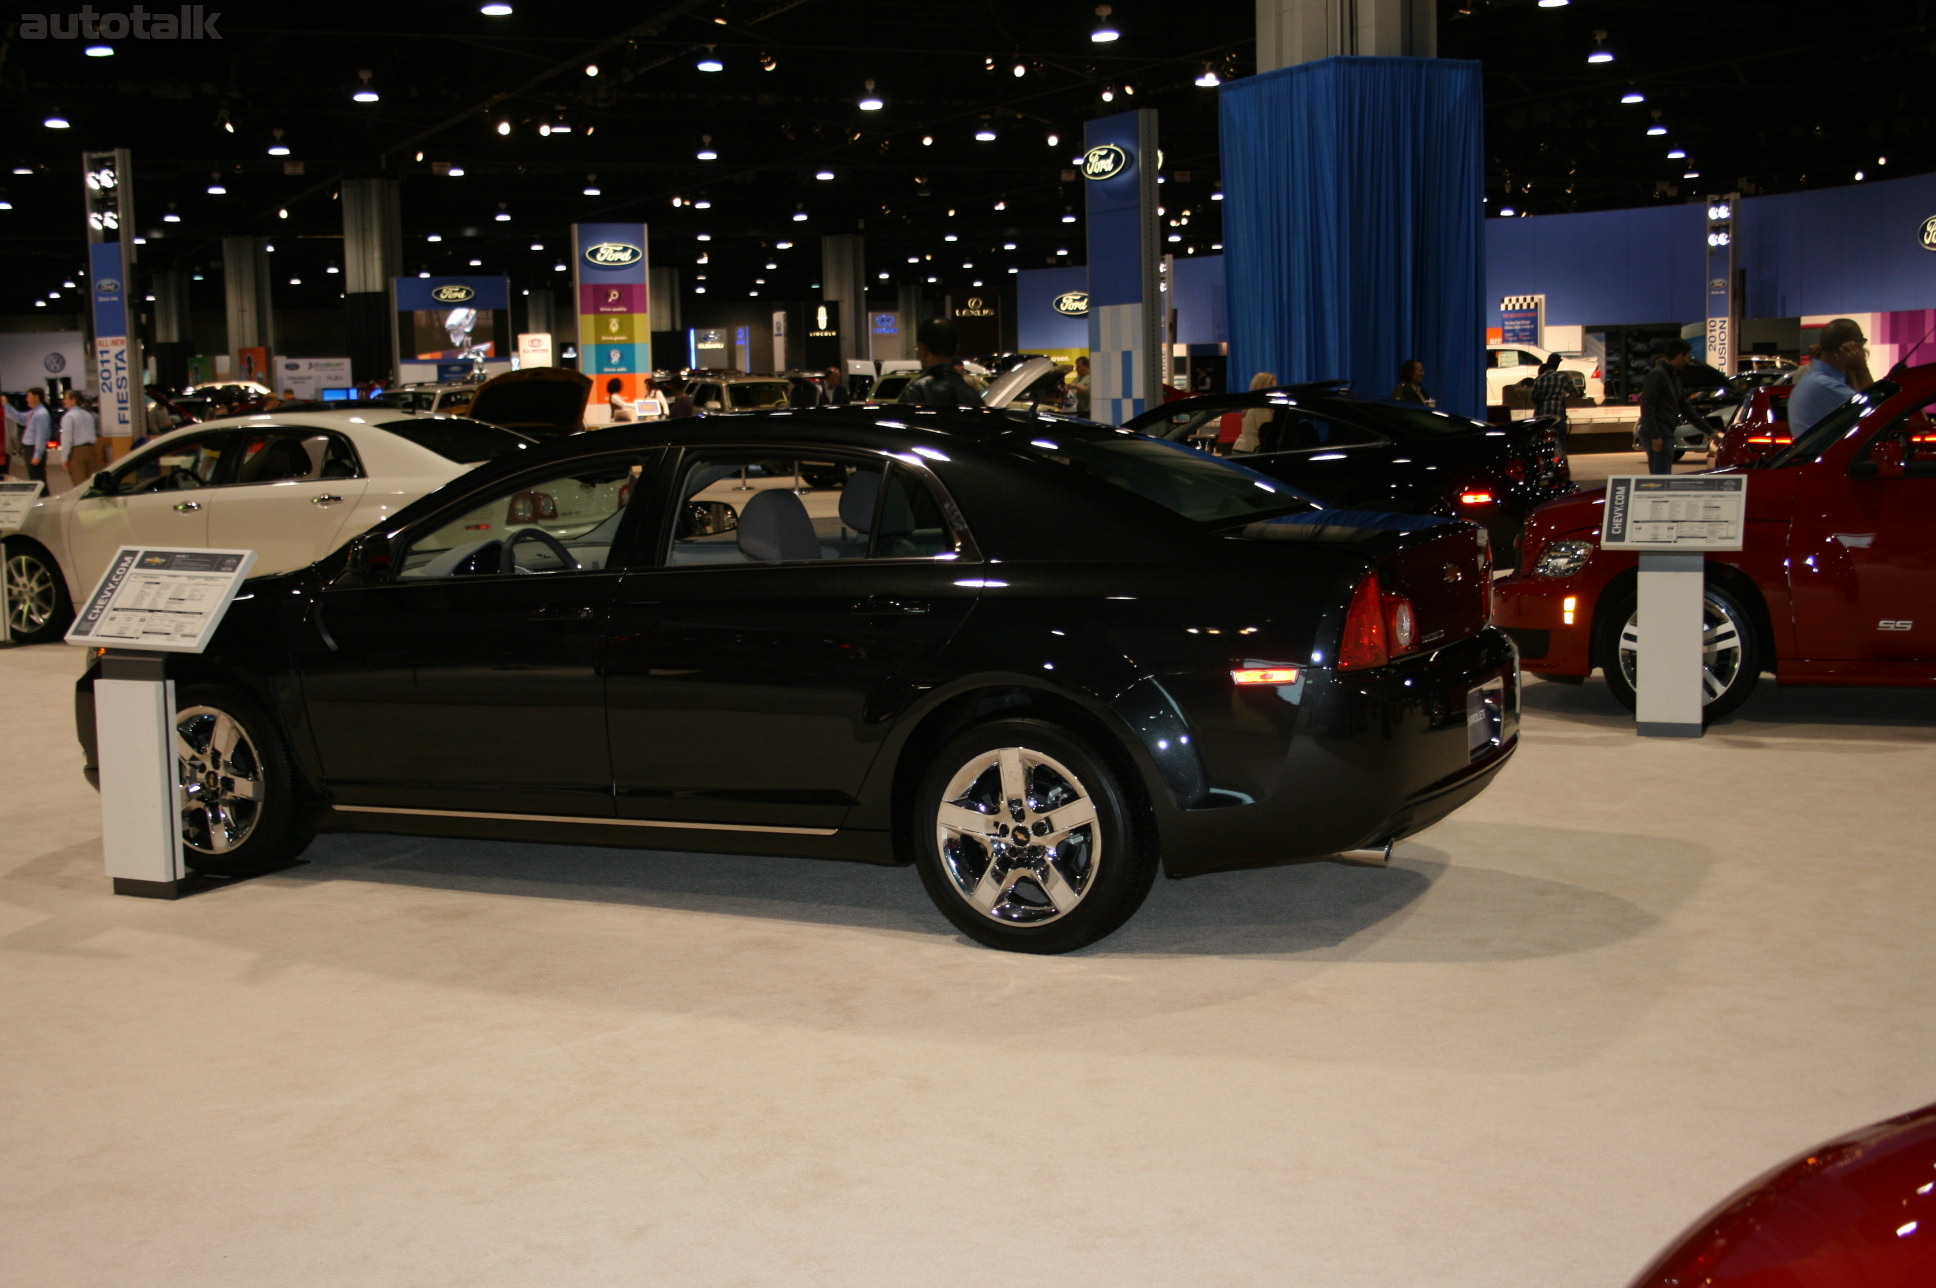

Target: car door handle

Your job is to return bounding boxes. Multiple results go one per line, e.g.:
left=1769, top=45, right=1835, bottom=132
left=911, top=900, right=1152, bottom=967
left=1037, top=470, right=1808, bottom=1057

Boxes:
left=853, top=595, right=930, bottom=616
left=526, top=603, right=595, bottom=622
left=172, top=501, right=201, bottom=512
left=311, top=494, right=342, bottom=505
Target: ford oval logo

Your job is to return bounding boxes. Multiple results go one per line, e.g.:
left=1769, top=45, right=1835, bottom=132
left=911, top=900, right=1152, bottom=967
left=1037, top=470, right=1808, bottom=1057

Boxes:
left=1082, top=144, right=1130, bottom=181
left=97, top=278, right=121, bottom=294
left=1922, top=215, right=1936, bottom=251
left=584, top=241, right=644, bottom=267
left=1052, top=290, right=1090, bottom=317
left=430, top=284, right=476, bottom=303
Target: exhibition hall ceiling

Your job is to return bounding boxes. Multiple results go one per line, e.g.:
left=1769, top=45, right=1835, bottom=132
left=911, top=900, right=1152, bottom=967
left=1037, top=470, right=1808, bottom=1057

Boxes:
left=0, top=0, right=1926, bottom=313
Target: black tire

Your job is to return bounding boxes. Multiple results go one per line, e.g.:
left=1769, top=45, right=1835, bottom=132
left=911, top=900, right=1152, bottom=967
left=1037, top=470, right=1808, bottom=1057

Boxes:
left=911, top=718, right=1156, bottom=953
left=173, top=684, right=314, bottom=876
left=1595, top=581, right=1761, bottom=721
left=3, top=538, right=73, bottom=644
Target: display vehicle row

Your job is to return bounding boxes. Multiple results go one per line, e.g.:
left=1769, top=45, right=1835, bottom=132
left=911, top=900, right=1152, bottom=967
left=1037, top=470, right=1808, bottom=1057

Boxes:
left=72, top=405, right=1519, bottom=953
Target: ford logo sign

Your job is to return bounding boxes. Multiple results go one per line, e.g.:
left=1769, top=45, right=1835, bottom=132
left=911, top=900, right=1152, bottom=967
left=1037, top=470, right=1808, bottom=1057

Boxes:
left=1052, top=291, right=1090, bottom=317
left=97, top=278, right=121, bottom=294
left=431, top=284, right=476, bottom=303
left=1922, top=215, right=1936, bottom=251
left=584, top=242, right=644, bottom=267
left=1082, top=144, right=1130, bottom=181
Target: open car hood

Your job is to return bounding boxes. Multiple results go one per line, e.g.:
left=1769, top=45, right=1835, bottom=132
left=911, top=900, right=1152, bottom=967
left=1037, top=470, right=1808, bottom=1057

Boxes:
left=465, top=367, right=593, bottom=438
left=982, top=356, right=1061, bottom=409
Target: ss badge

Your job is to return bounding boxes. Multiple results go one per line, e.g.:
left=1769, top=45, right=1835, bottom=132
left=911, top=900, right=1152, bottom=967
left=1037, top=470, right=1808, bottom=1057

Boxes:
left=1878, top=620, right=1914, bottom=631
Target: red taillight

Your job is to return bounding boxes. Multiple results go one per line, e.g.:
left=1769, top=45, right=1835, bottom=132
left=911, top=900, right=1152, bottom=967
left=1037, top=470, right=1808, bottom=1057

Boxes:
left=1460, top=490, right=1494, bottom=506
left=1337, top=573, right=1389, bottom=671
left=1384, top=592, right=1419, bottom=653
left=1592, top=366, right=1601, bottom=380
left=1504, top=457, right=1527, bottom=483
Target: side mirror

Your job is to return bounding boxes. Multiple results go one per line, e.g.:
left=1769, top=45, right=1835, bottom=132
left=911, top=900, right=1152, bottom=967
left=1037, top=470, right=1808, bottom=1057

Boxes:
left=89, top=470, right=115, bottom=496
left=685, top=500, right=739, bottom=536
left=1851, top=438, right=1906, bottom=480
left=347, top=532, right=394, bottom=576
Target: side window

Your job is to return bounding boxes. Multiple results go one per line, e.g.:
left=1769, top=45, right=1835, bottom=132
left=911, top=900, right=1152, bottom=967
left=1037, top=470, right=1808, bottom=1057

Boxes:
left=231, top=429, right=362, bottom=485
left=397, top=458, right=643, bottom=579
left=1277, top=415, right=1386, bottom=452
left=1863, top=399, right=1936, bottom=471
left=105, top=432, right=230, bottom=494
left=666, top=451, right=961, bottom=567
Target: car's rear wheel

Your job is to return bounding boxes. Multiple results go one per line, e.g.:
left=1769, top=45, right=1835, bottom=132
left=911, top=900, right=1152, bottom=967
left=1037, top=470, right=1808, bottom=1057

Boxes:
left=3, top=539, right=72, bottom=644
left=174, top=685, right=313, bottom=877
left=1597, top=582, right=1761, bottom=721
left=911, top=718, right=1155, bottom=953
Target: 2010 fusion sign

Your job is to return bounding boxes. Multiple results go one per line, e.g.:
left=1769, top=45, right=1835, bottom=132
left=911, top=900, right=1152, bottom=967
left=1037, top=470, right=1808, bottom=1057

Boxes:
left=1082, top=144, right=1129, bottom=181
left=584, top=241, right=644, bottom=267
left=1052, top=291, right=1090, bottom=317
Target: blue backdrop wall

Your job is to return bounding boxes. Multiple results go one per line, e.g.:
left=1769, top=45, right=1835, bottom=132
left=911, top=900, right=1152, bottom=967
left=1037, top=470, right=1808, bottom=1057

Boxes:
left=1220, top=56, right=1486, bottom=417
left=1015, top=266, right=1090, bottom=351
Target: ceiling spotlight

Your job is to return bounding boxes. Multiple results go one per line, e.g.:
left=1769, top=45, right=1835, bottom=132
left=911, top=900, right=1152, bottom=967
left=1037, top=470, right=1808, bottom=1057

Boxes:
left=1061, top=209, right=1077, bottom=223
left=268, top=128, right=290, bottom=156
left=760, top=53, right=777, bottom=71
left=944, top=233, right=959, bottom=242
left=469, top=259, right=483, bottom=267
left=815, top=169, right=835, bottom=180
left=1499, top=206, right=1517, bottom=217
left=697, top=135, right=718, bottom=161
left=974, top=119, right=998, bottom=142
left=1647, top=125, right=1667, bottom=136
left=1587, top=32, right=1613, bottom=63
left=44, top=112, right=71, bottom=129
left=1667, top=149, right=1686, bottom=159
left=1195, top=66, right=1221, bottom=88
left=427, top=234, right=443, bottom=242
left=921, top=134, right=934, bottom=147
left=447, top=165, right=465, bottom=176
left=1013, top=61, right=1027, bottom=78
left=326, top=265, right=339, bottom=274
left=859, top=79, right=884, bottom=111
left=480, top=2, right=513, bottom=13
left=1538, top=0, right=1569, bottom=6
left=584, top=185, right=601, bottom=196
left=1003, top=241, right=1017, bottom=250
left=207, top=181, right=227, bottom=195
left=553, top=263, right=567, bottom=272
left=1047, top=133, right=1059, bottom=147
left=1100, top=86, right=1115, bottom=103
left=584, top=63, right=599, bottom=77
left=1621, top=91, right=1645, bottom=104
left=529, top=242, right=543, bottom=250
left=494, top=204, right=511, bottom=221
left=1682, top=170, right=1700, bottom=179
left=1091, top=4, right=1119, bottom=42
left=776, top=241, right=792, bottom=249
left=353, top=70, right=380, bottom=102
left=85, top=43, right=113, bottom=57
left=696, top=46, right=723, bottom=73
left=163, top=207, right=180, bottom=223
left=497, top=120, right=511, bottom=135
left=792, top=206, right=809, bottom=222
left=1855, top=170, right=1866, bottom=181
left=697, top=234, right=711, bottom=241
left=278, top=207, right=289, bottom=219
left=693, top=197, right=712, bottom=209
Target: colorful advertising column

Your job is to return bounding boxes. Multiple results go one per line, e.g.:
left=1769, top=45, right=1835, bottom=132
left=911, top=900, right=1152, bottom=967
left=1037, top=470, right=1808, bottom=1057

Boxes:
left=83, top=149, right=143, bottom=454
left=572, top=223, right=651, bottom=418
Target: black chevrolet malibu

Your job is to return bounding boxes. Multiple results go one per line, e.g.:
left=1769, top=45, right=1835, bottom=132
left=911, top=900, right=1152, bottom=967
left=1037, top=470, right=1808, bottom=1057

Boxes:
left=76, top=405, right=1520, bottom=953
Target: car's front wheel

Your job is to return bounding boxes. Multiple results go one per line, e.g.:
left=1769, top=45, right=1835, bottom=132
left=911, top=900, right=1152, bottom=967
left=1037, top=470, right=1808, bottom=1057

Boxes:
left=911, top=718, right=1155, bottom=953
left=1597, top=582, right=1761, bottom=721
left=3, top=539, right=72, bottom=644
left=174, top=685, right=314, bottom=877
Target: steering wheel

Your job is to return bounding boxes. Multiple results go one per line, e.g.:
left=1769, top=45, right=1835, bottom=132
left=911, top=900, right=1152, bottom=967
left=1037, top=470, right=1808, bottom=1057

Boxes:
left=498, top=527, right=578, bottom=574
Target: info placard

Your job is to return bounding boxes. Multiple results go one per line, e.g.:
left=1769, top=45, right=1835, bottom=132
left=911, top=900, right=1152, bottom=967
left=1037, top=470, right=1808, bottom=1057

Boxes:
left=1601, top=475, right=1746, bottom=551
left=0, top=479, right=44, bottom=531
left=64, top=547, right=257, bottom=654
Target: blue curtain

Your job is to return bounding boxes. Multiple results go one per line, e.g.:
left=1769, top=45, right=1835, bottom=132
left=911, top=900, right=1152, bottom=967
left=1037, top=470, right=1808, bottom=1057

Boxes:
left=1220, top=57, right=1485, bottom=418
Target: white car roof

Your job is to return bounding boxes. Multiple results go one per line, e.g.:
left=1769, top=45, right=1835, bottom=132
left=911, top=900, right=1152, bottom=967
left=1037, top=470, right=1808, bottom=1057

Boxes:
left=140, top=409, right=514, bottom=475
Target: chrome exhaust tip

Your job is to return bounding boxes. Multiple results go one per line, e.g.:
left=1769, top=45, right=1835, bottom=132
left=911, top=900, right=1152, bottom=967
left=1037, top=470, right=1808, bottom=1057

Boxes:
left=1334, top=841, right=1393, bottom=867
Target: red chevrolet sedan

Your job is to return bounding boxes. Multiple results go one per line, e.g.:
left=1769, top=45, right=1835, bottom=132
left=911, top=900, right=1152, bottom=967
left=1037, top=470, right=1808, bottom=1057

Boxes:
left=1495, top=364, right=1936, bottom=719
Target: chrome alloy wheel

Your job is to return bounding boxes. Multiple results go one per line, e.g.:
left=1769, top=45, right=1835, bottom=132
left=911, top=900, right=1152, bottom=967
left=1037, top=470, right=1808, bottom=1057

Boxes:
left=5, top=550, right=58, bottom=635
left=1616, top=592, right=1747, bottom=706
left=934, top=746, right=1100, bottom=926
left=176, top=705, right=265, bottom=855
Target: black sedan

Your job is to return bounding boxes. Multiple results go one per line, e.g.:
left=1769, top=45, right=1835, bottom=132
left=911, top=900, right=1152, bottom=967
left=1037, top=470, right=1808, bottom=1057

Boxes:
left=77, top=406, right=1520, bottom=953
left=1126, top=385, right=1572, bottom=549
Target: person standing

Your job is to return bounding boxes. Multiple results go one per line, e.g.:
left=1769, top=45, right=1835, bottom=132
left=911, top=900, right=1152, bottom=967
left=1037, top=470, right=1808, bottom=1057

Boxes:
left=1069, top=355, right=1092, bottom=417
left=2, top=394, right=25, bottom=477
left=897, top=319, right=981, bottom=409
left=665, top=380, right=696, bottom=419
left=1639, top=339, right=1691, bottom=474
left=1232, top=371, right=1280, bottom=455
left=60, top=390, right=99, bottom=486
left=823, top=367, right=848, bottom=407
left=1530, top=352, right=1572, bottom=452
left=638, top=375, right=669, bottom=420
left=7, top=389, right=54, bottom=484
left=1391, top=359, right=1433, bottom=406
left=1788, top=318, right=1873, bottom=436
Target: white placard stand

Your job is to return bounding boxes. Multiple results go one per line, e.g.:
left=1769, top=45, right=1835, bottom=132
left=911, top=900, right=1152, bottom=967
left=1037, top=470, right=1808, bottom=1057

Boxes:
left=65, top=547, right=257, bottom=898
left=1602, top=475, right=1748, bottom=738
left=0, top=480, right=47, bottom=646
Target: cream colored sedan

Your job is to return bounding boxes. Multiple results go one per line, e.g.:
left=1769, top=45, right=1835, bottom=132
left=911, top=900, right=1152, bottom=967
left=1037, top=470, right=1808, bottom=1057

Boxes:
left=2, top=410, right=533, bottom=643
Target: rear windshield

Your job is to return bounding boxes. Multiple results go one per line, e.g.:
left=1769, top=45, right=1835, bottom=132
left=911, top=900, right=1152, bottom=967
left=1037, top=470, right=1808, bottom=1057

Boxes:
left=727, top=382, right=790, bottom=410
left=377, top=417, right=532, bottom=463
left=1345, top=402, right=1489, bottom=436
left=1015, top=431, right=1321, bottom=524
left=1762, top=380, right=1899, bottom=468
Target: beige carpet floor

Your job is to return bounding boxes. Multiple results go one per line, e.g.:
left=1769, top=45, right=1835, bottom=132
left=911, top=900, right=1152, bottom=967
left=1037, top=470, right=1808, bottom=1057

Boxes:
left=2, top=638, right=1931, bottom=1287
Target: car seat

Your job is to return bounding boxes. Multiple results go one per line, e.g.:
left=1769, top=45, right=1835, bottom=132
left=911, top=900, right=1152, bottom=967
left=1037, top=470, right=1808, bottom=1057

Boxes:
left=249, top=436, right=313, bottom=482
left=737, top=488, right=822, bottom=562
left=837, top=467, right=918, bottom=556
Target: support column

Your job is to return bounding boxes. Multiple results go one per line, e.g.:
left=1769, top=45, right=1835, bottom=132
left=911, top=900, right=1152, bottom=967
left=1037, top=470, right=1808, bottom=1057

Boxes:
left=149, top=270, right=193, bottom=392
left=894, top=285, right=924, bottom=361
left=341, top=177, right=402, bottom=385
left=221, top=235, right=274, bottom=382
left=1256, top=0, right=1434, bottom=70
left=820, top=234, right=868, bottom=370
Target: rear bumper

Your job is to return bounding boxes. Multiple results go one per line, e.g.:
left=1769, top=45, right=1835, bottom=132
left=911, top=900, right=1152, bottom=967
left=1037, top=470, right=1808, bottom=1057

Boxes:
left=1155, top=628, right=1520, bottom=877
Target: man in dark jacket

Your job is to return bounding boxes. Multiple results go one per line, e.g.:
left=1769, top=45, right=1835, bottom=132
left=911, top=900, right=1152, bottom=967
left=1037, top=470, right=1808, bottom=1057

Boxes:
left=1638, top=339, right=1691, bottom=474
left=897, top=319, right=981, bottom=409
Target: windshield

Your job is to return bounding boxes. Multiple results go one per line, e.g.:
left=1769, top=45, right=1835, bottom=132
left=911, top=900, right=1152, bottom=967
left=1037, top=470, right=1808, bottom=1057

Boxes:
left=1013, top=431, right=1322, bottom=524
left=377, top=417, right=533, bottom=463
left=1760, top=380, right=1898, bottom=468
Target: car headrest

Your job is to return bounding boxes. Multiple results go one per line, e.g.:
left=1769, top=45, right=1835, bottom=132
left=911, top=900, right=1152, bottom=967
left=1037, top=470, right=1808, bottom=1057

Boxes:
left=737, top=488, right=821, bottom=562
left=836, top=467, right=915, bottom=536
